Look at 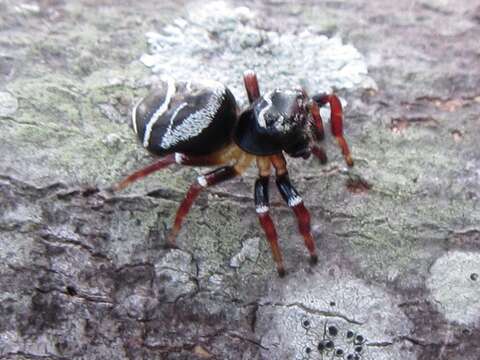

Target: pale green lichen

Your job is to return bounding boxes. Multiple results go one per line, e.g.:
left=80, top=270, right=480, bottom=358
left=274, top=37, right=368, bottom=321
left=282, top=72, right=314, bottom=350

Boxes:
left=427, top=251, right=480, bottom=325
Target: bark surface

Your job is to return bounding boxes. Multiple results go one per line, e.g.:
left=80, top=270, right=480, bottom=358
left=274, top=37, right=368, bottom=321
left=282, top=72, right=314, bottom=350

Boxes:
left=1, top=1, right=479, bottom=359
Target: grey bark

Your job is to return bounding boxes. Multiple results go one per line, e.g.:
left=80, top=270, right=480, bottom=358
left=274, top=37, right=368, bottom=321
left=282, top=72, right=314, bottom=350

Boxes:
left=1, top=0, right=479, bottom=359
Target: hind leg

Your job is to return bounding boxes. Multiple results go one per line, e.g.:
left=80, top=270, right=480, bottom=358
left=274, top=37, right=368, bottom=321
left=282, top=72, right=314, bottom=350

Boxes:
left=111, top=147, right=241, bottom=192
left=112, top=154, right=177, bottom=192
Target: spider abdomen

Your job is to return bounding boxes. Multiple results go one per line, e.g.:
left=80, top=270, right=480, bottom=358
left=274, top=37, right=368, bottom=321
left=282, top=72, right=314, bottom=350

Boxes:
left=132, top=78, right=238, bottom=156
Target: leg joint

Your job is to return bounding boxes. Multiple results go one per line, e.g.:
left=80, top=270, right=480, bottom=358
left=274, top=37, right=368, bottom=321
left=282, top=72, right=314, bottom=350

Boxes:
left=275, top=173, right=303, bottom=207
left=197, top=175, right=208, bottom=187
left=197, top=166, right=238, bottom=188
left=256, top=205, right=269, bottom=214
left=175, top=153, right=186, bottom=164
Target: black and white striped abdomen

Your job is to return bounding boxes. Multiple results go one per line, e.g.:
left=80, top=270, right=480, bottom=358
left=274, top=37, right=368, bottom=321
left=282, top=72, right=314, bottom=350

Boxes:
left=132, top=78, right=238, bottom=156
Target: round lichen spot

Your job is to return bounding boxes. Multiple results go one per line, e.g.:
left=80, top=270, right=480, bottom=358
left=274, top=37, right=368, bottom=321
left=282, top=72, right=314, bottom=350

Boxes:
left=325, top=340, right=334, bottom=349
left=427, top=251, right=480, bottom=325
left=335, top=348, right=344, bottom=356
left=303, top=320, right=310, bottom=328
left=355, top=346, right=363, bottom=353
left=346, top=330, right=354, bottom=338
left=305, top=347, right=312, bottom=354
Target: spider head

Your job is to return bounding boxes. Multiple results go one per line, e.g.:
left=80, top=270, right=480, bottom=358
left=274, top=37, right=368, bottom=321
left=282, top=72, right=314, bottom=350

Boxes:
left=237, top=70, right=353, bottom=166
left=255, top=88, right=313, bottom=158
left=234, top=88, right=314, bottom=158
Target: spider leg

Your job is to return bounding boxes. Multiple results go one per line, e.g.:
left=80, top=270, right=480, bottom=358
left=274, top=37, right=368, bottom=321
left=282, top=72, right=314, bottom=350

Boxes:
left=111, top=154, right=177, bottom=191
left=308, top=100, right=325, bottom=141
left=167, top=153, right=254, bottom=247
left=276, top=173, right=318, bottom=265
left=112, top=146, right=242, bottom=192
left=312, top=94, right=353, bottom=167
left=167, top=166, right=236, bottom=246
left=243, top=70, right=261, bottom=103
left=271, top=154, right=318, bottom=265
left=255, top=175, right=286, bottom=277
left=307, top=100, right=328, bottom=164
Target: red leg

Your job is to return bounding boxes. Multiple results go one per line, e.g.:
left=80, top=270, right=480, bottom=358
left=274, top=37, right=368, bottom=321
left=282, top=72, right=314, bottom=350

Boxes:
left=112, top=154, right=176, bottom=191
left=167, top=182, right=203, bottom=246
left=174, top=153, right=225, bottom=167
left=308, top=100, right=325, bottom=141
left=291, top=203, right=317, bottom=264
left=275, top=173, right=318, bottom=264
left=167, top=166, right=238, bottom=246
left=255, top=176, right=285, bottom=276
left=313, top=94, right=354, bottom=167
left=111, top=152, right=227, bottom=192
left=307, top=100, right=328, bottom=164
left=243, top=70, right=261, bottom=104
left=258, top=212, right=285, bottom=277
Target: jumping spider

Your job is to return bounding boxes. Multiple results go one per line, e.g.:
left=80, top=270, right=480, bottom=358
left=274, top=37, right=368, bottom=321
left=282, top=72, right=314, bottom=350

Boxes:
left=113, top=70, right=353, bottom=276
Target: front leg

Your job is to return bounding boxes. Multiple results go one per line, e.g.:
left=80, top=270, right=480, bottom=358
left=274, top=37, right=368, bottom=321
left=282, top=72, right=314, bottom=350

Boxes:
left=271, top=154, right=318, bottom=265
left=275, top=173, right=318, bottom=264
left=312, top=94, right=353, bottom=167
left=255, top=175, right=286, bottom=277
left=243, top=70, right=261, bottom=103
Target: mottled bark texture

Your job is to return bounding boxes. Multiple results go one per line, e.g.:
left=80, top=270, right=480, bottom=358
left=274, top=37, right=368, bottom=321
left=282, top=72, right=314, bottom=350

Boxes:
left=1, top=1, right=480, bottom=359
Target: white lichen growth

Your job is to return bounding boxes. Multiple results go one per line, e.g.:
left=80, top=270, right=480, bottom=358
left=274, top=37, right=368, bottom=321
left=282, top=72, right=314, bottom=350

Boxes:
left=140, top=1, right=376, bottom=108
left=427, top=251, right=480, bottom=325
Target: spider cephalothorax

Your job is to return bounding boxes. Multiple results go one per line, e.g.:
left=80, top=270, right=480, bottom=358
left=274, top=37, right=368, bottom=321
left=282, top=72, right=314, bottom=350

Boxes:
left=234, top=88, right=313, bottom=159
left=113, top=70, right=353, bottom=276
